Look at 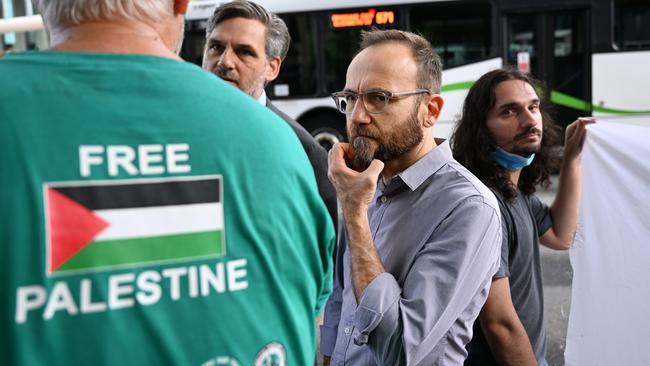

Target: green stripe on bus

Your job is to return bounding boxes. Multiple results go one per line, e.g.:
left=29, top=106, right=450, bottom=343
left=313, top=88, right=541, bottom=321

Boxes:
left=439, top=81, right=650, bottom=115
left=551, top=90, right=650, bottom=115
left=56, top=230, right=225, bottom=273
left=550, top=91, right=590, bottom=110
left=441, top=81, right=475, bottom=92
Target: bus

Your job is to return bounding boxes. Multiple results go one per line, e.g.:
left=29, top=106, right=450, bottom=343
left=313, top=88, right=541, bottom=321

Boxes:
left=3, top=0, right=649, bottom=148
left=181, top=0, right=650, bottom=149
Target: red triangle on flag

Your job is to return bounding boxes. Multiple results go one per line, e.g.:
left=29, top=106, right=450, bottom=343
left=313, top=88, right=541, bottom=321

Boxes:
left=47, top=188, right=110, bottom=272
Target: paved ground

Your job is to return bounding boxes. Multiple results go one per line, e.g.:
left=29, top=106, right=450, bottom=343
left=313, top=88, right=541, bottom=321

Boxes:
left=541, top=248, right=572, bottom=366
left=537, top=176, right=572, bottom=366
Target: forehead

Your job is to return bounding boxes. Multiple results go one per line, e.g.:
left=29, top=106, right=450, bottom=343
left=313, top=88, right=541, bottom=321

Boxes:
left=345, top=42, right=418, bottom=90
left=210, top=17, right=267, bottom=49
left=493, top=79, right=539, bottom=105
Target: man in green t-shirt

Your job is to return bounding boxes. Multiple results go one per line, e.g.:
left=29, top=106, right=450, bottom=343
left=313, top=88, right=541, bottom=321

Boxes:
left=0, top=1, right=334, bottom=365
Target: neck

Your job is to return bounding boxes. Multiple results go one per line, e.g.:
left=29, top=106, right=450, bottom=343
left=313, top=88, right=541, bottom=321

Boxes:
left=253, top=88, right=266, bottom=104
left=508, top=169, right=521, bottom=187
left=381, top=130, right=436, bottom=182
left=49, top=20, right=180, bottom=59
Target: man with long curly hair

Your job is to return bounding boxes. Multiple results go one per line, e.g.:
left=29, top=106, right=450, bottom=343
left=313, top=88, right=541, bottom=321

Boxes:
left=451, top=68, right=594, bottom=366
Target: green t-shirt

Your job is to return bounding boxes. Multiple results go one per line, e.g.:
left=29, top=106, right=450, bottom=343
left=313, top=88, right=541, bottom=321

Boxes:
left=0, top=52, right=334, bottom=366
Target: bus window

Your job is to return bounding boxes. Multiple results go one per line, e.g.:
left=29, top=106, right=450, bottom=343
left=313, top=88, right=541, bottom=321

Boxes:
left=410, top=2, right=491, bottom=69
left=506, top=14, right=537, bottom=75
left=322, top=8, right=399, bottom=94
left=181, top=19, right=208, bottom=65
left=615, top=0, right=650, bottom=50
left=323, top=27, right=362, bottom=94
left=266, top=13, right=318, bottom=98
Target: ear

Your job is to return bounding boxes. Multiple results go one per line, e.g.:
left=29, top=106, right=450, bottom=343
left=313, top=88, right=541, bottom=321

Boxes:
left=265, top=56, right=282, bottom=83
left=174, top=0, right=190, bottom=15
left=423, top=94, right=444, bottom=128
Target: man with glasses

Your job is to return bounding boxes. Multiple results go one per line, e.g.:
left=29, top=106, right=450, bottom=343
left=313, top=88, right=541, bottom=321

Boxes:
left=320, top=29, right=502, bottom=365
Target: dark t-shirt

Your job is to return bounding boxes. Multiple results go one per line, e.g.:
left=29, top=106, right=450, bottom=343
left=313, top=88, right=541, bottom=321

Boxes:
left=465, top=190, right=552, bottom=366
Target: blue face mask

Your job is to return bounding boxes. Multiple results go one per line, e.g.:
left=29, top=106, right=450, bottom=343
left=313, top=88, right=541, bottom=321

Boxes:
left=493, top=147, right=535, bottom=170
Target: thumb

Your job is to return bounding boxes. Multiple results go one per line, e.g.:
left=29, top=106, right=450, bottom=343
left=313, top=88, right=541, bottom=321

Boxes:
left=366, top=159, right=385, bottom=177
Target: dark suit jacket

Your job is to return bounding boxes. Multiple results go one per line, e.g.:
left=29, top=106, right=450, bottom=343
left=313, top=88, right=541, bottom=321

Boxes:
left=266, top=99, right=339, bottom=235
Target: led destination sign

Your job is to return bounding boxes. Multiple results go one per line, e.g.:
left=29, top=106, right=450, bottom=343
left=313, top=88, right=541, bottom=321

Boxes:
left=331, top=8, right=395, bottom=28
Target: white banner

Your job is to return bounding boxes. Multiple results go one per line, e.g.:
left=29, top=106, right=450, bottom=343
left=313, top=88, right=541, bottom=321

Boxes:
left=566, top=120, right=650, bottom=365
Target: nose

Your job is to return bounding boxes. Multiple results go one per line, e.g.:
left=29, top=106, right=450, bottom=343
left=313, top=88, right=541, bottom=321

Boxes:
left=217, top=47, right=235, bottom=69
left=519, top=108, right=538, bottom=129
left=349, top=98, right=372, bottom=126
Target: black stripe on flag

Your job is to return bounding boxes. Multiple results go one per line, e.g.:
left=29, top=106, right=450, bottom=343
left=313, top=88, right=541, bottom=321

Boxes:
left=54, top=177, right=221, bottom=210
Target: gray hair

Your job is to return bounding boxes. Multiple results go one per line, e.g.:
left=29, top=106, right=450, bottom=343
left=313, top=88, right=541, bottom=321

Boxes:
left=205, top=0, right=290, bottom=61
left=360, top=29, right=443, bottom=93
left=37, top=0, right=174, bottom=26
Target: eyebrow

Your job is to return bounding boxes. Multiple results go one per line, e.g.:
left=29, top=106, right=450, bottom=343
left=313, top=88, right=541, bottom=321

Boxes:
left=206, top=39, right=258, bottom=56
left=234, top=44, right=258, bottom=56
left=206, top=37, right=222, bottom=46
left=341, top=87, right=388, bottom=94
left=495, top=99, right=540, bottom=111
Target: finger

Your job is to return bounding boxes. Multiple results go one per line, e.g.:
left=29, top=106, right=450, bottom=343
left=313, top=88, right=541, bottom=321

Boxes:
left=565, top=123, right=577, bottom=140
left=578, top=116, right=597, bottom=125
left=328, top=143, right=346, bottom=167
left=567, top=118, right=588, bottom=139
left=566, top=119, right=580, bottom=135
left=579, top=133, right=587, bottom=149
left=328, top=143, right=358, bottom=181
left=365, top=159, right=385, bottom=178
left=574, top=118, right=586, bottom=132
left=573, top=121, right=590, bottom=149
left=327, top=143, right=345, bottom=180
left=568, top=121, right=586, bottom=143
left=339, top=142, right=355, bottom=163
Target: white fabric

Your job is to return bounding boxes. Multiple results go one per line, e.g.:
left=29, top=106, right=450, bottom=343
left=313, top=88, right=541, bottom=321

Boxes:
left=566, top=120, right=650, bottom=366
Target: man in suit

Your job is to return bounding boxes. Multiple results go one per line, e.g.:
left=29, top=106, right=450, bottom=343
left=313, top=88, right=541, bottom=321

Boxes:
left=202, top=0, right=338, bottom=232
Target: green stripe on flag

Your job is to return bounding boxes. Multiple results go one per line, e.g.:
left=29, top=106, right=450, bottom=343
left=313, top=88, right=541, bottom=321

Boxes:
left=56, top=231, right=224, bottom=273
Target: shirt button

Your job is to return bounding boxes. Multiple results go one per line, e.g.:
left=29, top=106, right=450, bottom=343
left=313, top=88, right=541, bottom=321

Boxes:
left=344, top=326, right=351, bottom=335
left=380, top=196, right=387, bottom=204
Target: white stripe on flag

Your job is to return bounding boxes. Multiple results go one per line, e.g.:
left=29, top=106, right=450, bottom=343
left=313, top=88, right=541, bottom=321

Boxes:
left=95, top=202, right=223, bottom=241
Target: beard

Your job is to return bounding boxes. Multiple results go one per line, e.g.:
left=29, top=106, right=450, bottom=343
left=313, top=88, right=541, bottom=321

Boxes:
left=215, top=66, right=266, bottom=98
left=510, top=127, right=543, bottom=155
left=349, top=103, right=424, bottom=171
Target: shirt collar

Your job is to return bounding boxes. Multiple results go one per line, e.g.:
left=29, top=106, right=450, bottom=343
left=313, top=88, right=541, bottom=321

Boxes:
left=256, top=89, right=267, bottom=106
left=388, top=139, right=454, bottom=192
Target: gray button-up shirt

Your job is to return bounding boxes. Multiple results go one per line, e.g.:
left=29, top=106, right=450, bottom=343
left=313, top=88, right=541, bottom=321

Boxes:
left=320, top=141, right=502, bottom=365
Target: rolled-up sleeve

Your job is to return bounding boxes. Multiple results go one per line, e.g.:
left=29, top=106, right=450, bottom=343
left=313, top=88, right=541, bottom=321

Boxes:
left=354, top=272, right=402, bottom=346
left=352, top=196, right=502, bottom=365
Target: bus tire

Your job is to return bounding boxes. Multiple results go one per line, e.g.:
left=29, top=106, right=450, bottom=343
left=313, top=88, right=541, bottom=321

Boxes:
left=300, top=113, right=347, bottom=151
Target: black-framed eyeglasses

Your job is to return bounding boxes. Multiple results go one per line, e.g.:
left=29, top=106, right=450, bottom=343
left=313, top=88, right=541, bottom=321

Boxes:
left=331, top=89, right=431, bottom=114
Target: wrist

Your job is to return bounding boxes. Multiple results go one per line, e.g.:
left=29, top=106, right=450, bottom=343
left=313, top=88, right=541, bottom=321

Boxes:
left=342, top=204, right=368, bottom=224
left=561, top=156, right=581, bottom=171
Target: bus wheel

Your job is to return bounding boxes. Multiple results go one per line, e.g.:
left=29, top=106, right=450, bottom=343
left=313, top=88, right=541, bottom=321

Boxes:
left=301, top=114, right=347, bottom=151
